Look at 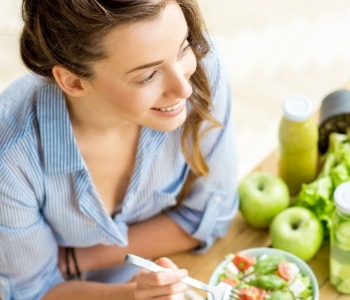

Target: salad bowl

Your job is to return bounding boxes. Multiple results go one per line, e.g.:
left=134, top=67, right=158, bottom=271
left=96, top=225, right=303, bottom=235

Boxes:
left=208, top=247, right=319, bottom=300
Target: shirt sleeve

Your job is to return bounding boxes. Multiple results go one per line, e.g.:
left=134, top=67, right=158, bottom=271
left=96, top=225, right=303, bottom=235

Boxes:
left=165, top=38, right=239, bottom=252
left=0, top=160, right=64, bottom=300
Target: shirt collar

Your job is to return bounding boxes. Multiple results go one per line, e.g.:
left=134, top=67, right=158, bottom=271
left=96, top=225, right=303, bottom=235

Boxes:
left=37, top=83, right=85, bottom=174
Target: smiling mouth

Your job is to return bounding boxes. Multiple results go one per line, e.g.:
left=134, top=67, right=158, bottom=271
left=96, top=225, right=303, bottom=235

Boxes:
left=152, top=100, right=184, bottom=112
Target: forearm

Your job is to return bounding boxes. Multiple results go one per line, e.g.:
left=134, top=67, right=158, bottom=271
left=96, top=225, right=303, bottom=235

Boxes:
left=43, top=281, right=136, bottom=300
left=128, top=213, right=200, bottom=257
left=78, top=213, right=200, bottom=271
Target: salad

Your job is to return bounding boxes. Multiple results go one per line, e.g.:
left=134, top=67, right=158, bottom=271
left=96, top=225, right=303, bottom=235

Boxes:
left=294, top=132, right=350, bottom=239
left=216, top=252, right=314, bottom=300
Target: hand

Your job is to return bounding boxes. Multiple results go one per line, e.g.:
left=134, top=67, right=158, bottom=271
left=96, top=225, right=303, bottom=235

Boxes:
left=134, top=257, right=189, bottom=299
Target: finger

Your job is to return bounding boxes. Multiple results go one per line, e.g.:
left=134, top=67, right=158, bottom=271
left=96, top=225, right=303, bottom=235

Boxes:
left=134, top=281, right=188, bottom=299
left=155, top=257, right=179, bottom=271
left=152, top=291, right=186, bottom=300
left=136, top=268, right=188, bottom=286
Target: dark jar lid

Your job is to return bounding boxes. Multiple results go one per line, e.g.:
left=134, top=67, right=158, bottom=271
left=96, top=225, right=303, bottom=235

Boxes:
left=319, top=89, right=350, bottom=154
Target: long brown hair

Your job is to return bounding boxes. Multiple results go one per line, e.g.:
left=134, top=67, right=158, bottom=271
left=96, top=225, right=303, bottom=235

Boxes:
left=20, top=0, right=220, bottom=204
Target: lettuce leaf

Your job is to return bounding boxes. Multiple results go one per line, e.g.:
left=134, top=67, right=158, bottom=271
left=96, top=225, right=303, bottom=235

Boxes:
left=293, top=132, right=350, bottom=239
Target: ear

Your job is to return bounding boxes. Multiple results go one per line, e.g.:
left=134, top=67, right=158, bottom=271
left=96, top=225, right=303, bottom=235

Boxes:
left=52, top=65, right=90, bottom=97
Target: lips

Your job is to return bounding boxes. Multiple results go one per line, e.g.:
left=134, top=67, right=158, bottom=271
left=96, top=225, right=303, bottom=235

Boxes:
left=152, top=100, right=184, bottom=112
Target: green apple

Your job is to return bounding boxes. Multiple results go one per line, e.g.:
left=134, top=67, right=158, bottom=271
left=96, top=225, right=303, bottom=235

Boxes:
left=238, top=171, right=290, bottom=229
left=270, top=207, right=324, bottom=261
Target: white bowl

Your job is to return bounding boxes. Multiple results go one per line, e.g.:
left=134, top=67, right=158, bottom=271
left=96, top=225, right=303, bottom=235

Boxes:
left=208, top=247, right=319, bottom=300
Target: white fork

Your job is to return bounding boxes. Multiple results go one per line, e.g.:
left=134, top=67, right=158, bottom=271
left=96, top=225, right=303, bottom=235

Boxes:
left=125, top=254, right=236, bottom=300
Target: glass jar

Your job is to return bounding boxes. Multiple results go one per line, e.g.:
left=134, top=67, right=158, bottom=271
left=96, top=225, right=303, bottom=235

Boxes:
left=318, top=89, right=350, bottom=154
left=330, top=181, right=350, bottom=294
left=278, top=97, right=318, bottom=196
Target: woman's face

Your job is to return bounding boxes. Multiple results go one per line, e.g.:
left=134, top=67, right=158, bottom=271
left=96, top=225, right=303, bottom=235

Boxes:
left=85, top=2, right=197, bottom=132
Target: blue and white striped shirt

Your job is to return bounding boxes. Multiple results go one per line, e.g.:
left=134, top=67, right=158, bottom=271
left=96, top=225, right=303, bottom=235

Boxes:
left=0, top=46, right=238, bottom=299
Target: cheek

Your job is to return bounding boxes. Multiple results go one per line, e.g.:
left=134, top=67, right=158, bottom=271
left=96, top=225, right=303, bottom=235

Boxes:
left=95, top=78, right=162, bottom=115
left=95, top=80, right=149, bottom=113
left=186, top=51, right=197, bottom=78
left=115, top=86, right=160, bottom=114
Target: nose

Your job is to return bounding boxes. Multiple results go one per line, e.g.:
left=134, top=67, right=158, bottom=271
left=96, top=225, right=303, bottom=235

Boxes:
left=163, top=67, right=193, bottom=100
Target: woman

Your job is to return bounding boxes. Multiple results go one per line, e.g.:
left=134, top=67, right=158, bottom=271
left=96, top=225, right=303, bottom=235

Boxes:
left=0, top=0, right=238, bottom=299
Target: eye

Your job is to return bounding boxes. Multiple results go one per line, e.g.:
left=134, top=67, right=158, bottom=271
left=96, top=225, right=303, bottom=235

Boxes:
left=178, top=41, right=192, bottom=59
left=137, top=70, right=158, bottom=85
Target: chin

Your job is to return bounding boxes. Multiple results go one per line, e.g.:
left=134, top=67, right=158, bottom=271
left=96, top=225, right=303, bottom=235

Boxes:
left=148, top=109, right=187, bottom=132
left=155, top=119, right=186, bottom=132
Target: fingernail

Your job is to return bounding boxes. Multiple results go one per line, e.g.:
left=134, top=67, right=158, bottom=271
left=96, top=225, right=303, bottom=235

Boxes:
left=179, top=269, right=188, bottom=277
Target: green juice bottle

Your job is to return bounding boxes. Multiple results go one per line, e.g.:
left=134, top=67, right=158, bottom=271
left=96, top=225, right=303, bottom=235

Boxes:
left=278, top=97, right=318, bottom=196
left=330, top=182, right=350, bottom=294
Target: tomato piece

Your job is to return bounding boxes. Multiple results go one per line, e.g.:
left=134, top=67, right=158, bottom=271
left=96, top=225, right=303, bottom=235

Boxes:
left=278, top=261, right=292, bottom=281
left=238, top=287, right=257, bottom=300
left=232, top=253, right=254, bottom=271
left=257, top=288, right=266, bottom=300
left=238, top=287, right=266, bottom=300
left=221, top=277, right=239, bottom=287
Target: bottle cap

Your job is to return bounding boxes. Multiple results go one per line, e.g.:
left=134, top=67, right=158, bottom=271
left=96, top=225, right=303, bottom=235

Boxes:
left=283, top=96, right=314, bottom=122
left=334, top=181, right=350, bottom=215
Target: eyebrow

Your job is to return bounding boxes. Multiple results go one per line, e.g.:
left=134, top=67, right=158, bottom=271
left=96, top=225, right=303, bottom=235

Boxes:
left=126, top=29, right=189, bottom=74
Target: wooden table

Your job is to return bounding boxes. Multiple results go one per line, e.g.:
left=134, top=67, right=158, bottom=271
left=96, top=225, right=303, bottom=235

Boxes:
left=169, top=151, right=350, bottom=300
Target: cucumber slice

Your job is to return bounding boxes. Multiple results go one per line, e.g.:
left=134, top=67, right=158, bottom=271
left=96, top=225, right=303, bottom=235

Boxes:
left=335, top=222, right=350, bottom=251
left=336, top=278, right=350, bottom=294
left=331, top=258, right=342, bottom=276
left=339, top=264, right=350, bottom=281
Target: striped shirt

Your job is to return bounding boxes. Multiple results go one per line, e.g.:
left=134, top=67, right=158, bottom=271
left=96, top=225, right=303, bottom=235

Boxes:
left=0, top=45, right=239, bottom=299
